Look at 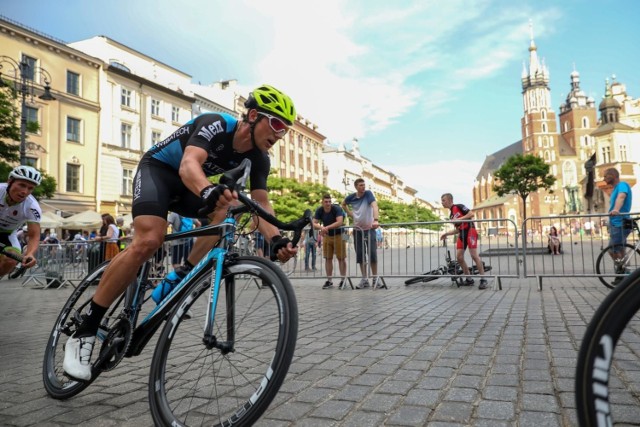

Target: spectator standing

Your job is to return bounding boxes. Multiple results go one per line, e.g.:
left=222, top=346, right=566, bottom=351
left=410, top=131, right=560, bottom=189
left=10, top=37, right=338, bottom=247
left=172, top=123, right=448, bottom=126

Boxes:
left=439, top=193, right=488, bottom=290
left=94, top=214, right=120, bottom=260
left=314, top=194, right=346, bottom=289
left=302, top=225, right=317, bottom=272
left=604, top=168, right=632, bottom=280
left=342, top=179, right=381, bottom=289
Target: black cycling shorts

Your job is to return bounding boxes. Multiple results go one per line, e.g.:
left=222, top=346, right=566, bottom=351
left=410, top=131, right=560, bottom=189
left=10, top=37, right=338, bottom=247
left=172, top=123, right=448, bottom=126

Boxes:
left=131, top=158, right=204, bottom=220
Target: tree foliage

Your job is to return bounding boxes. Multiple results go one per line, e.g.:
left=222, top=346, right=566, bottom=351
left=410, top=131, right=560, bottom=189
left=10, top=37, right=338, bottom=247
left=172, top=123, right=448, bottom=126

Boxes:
left=0, top=83, right=57, bottom=199
left=492, top=153, right=556, bottom=220
left=266, top=174, right=441, bottom=228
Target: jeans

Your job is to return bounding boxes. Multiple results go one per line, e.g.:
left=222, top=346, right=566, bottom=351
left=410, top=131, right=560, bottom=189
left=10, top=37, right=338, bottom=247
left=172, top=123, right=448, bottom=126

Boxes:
left=305, top=241, right=317, bottom=270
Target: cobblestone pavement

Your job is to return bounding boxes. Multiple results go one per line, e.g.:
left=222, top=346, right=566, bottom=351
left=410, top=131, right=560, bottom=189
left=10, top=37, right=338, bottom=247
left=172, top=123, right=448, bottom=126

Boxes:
left=0, top=275, right=625, bottom=426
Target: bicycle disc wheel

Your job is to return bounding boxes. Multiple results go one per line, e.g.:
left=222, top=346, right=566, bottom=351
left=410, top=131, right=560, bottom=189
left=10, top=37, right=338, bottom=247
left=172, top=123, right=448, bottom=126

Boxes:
left=42, top=261, right=111, bottom=399
left=595, top=244, right=640, bottom=289
left=405, top=269, right=441, bottom=285
left=575, top=269, right=640, bottom=426
left=149, top=255, right=298, bottom=426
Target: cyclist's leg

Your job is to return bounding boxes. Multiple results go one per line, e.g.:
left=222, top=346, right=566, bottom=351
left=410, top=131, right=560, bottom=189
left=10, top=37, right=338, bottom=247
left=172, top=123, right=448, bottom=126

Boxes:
left=0, top=233, right=20, bottom=276
left=456, top=230, right=471, bottom=275
left=467, top=229, right=485, bottom=275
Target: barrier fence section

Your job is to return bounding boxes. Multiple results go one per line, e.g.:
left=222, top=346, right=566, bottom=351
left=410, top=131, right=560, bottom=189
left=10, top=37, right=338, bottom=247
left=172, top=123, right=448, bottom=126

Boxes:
left=287, top=218, right=520, bottom=289
left=15, top=212, right=634, bottom=290
left=521, top=212, right=640, bottom=289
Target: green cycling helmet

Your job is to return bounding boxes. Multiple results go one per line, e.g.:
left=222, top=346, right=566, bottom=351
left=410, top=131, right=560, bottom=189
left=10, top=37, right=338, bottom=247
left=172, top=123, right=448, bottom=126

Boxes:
left=245, top=84, right=296, bottom=126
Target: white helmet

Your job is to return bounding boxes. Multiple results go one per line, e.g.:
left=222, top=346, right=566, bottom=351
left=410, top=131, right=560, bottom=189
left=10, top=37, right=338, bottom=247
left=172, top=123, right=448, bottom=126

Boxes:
left=9, top=165, right=42, bottom=185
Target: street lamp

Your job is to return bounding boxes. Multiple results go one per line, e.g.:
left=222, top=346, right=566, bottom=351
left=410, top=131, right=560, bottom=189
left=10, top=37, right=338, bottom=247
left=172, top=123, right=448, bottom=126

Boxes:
left=0, top=55, right=55, bottom=165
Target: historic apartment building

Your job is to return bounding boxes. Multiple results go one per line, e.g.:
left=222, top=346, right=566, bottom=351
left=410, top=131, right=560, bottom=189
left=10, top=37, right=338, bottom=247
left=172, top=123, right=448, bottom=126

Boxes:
left=0, top=16, right=102, bottom=215
left=472, top=27, right=640, bottom=233
left=2, top=15, right=434, bottom=220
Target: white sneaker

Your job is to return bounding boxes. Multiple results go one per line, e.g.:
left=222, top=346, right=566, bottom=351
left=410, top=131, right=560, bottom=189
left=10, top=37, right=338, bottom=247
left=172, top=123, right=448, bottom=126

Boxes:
left=63, top=335, right=95, bottom=381
left=356, top=278, right=370, bottom=289
left=372, top=276, right=383, bottom=289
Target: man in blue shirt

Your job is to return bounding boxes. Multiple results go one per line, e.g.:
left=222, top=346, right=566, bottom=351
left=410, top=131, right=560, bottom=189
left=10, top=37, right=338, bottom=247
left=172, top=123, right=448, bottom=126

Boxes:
left=604, top=168, right=632, bottom=281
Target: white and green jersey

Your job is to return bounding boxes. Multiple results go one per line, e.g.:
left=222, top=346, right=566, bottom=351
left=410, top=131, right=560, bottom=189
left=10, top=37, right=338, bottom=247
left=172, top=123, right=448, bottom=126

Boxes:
left=0, top=183, right=41, bottom=248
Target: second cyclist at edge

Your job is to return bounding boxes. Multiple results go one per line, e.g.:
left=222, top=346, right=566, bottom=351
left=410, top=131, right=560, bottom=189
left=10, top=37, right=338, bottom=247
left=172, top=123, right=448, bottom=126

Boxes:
left=63, top=85, right=299, bottom=381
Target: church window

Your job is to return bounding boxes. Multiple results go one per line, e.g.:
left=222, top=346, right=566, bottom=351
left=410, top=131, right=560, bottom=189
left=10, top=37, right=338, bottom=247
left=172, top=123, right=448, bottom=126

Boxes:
left=582, top=117, right=589, bottom=128
left=541, top=110, right=547, bottom=120
left=542, top=122, right=548, bottom=133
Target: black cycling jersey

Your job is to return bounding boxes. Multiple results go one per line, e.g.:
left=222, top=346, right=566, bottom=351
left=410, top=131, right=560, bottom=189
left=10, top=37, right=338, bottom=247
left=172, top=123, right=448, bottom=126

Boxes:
left=132, top=113, right=271, bottom=219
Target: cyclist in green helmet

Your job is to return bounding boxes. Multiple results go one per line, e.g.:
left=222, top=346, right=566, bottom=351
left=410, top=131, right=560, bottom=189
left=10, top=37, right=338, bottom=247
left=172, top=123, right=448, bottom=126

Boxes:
left=63, top=84, right=299, bottom=381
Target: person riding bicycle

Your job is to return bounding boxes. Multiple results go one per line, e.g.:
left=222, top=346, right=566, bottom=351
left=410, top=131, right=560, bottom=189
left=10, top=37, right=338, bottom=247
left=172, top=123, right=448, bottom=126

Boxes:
left=604, top=168, right=633, bottom=282
left=439, top=193, right=488, bottom=290
left=0, top=166, right=42, bottom=277
left=63, top=84, right=299, bottom=381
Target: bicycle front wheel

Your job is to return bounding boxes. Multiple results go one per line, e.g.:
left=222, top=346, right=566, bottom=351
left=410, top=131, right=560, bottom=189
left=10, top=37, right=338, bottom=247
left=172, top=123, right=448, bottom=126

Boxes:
left=42, top=261, right=109, bottom=399
left=575, top=268, right=640, bottom=426
left=405, top=269, right=442, bottom=285
left=595, top=244, right=640, bottom=289
left=149, top=255, right=298, bottom=427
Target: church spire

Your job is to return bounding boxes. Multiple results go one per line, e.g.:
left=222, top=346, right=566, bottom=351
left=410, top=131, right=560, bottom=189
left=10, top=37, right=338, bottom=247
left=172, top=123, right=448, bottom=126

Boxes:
left=521, top=20, right=549, bottom=91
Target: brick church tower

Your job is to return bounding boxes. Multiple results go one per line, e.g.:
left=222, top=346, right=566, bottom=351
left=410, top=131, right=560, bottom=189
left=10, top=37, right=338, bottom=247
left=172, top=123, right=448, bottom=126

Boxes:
left=520, top=23, right=562, bottom=217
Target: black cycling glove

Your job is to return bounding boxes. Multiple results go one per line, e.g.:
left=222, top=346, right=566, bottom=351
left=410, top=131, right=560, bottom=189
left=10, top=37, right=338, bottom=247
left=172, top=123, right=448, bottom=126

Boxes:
left=270, top=235, right=292, bottom=261
left=200, top=184, right=228, bottom=215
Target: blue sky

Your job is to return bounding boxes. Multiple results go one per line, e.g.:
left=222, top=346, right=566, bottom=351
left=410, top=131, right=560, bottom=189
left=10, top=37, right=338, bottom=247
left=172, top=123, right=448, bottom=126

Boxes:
left=2, top=0, right=639, bottom=206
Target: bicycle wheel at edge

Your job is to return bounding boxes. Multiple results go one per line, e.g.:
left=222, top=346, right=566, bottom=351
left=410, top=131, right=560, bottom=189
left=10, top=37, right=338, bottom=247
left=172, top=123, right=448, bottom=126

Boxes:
left=405, top=269, right=442, bottom=285
left=595, top=244, right=640, bottom=289
left=575, top=268, right=640, bottom=426
left=149, top=255, right=299, bottom=427
left=42, top=261, right=110, bottom=399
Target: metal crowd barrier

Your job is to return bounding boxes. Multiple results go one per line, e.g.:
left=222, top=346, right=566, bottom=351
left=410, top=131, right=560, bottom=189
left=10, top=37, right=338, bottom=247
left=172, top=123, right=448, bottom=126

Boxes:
left=18, top=213, right=632, bottom=291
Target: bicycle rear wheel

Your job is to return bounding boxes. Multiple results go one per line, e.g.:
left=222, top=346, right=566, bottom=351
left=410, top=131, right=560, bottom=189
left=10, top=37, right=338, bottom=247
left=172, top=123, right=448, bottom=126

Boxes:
left=405, top=269, right=442, bottom=285
left=595, top=244, right=640, bottom=289
left=575, top=268, right=640, bottom=425
left=149, top=255, right=298, bottom=426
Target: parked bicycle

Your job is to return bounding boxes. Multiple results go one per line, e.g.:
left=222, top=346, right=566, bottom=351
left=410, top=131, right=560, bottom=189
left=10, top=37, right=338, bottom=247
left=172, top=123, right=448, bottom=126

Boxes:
left=575, top=267, right=640, bottom=425
left=42, top=159, right=311, bottom=426
left=595, top=217, right=640, bottom=288
left=404, top=245, right=491, bottom=287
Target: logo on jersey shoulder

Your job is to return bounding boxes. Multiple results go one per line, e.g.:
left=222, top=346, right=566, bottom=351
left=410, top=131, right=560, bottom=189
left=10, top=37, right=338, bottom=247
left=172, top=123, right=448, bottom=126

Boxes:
left=31, top=209, right=40, bottom=221
left=197, top=121, right=224, bottom=142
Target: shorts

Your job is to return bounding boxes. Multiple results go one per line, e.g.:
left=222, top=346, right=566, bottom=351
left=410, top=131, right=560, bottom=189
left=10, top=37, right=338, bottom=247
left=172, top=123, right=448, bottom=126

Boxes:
left=323, top=234, right=346, bottom=259
left=132, top=157, right=204, bottom=220
left=354, top=229, right=377, bottom=264
left=609, top=225, right=631, bottom=253
left=457, top=227, right=478, bottom=250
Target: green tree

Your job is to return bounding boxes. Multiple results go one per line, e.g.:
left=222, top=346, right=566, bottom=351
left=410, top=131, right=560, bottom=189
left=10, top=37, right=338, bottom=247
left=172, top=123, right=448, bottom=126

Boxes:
left=0, top=82, right=57, bottom=199
left=492, top=153, right=556, bottom=221
left=266, top=174, right=440, bottom=228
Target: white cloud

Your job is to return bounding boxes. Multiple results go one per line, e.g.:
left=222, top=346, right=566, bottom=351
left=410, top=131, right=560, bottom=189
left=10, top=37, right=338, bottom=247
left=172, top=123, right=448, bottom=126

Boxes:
left=231, top=1, right=561, bottom=145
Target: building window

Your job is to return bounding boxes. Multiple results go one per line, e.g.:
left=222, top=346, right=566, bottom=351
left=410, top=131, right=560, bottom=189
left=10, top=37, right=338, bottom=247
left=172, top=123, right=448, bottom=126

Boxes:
left=601, top=146, right=611, bottom=164
left=121, top=88, right=132, bottom=107
left=66, top=164, right=81, bottom=192
left=21, top=55, right=36, bottom=81
left=122, top=168, right=134, bottom=195
left=620, top=145, right=628, bottom=162
left=121, top=123, right=132, bottom=148
left=152, top=131, right=162, bottom=146
left=582, top=117, right=589, bottom=128
left=25, top=106, right=39, bottom=133
left=151, top=99, right=160, bottom=116
left=541, top=110, right=547, bottom=120
left=542, top=122, right=548, bottom=133
left=67, top=117, right=81, bottom=142
left=66, top=71, right=80, bottom=95
left=171, top=106, right=180, bottom=122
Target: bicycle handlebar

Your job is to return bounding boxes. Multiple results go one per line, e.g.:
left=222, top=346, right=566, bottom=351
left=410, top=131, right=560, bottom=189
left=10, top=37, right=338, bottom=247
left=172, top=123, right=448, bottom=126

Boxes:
left=191, top=159, right=311, bottom=247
